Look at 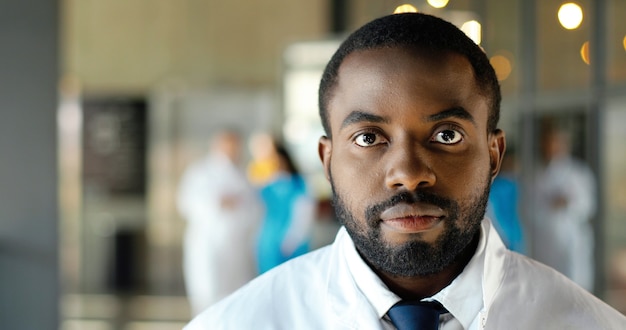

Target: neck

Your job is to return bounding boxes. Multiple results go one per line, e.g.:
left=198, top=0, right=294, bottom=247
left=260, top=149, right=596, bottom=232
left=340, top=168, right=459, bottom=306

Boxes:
left=376, top=233, right=479, bottom=301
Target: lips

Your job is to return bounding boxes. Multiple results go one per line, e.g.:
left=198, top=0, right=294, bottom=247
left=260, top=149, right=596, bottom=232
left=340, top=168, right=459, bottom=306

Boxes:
left=379, top=202, right=445, bottom=233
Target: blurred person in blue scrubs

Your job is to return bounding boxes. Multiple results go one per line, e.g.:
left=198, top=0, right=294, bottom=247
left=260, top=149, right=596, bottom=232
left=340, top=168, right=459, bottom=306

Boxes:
left=256, top=139, right=316, bottom=273
left=487, top=147, right=526, bottom=254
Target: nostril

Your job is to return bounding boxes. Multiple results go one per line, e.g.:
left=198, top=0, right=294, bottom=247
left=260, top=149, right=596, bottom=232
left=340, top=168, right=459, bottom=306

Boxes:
left=385, top=163, right=436, bottom=191
left=417, top=180, right=433, bottom=188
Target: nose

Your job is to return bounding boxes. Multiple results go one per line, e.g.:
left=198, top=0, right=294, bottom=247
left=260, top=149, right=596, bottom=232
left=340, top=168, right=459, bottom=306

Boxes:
left=384, top=142, right=436, bottom=191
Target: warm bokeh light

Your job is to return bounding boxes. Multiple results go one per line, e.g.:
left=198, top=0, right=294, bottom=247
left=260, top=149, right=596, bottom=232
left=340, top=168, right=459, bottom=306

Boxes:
left=580, top=41, right=590, bottom=65
left=427, top=0, right=449, bottom=9
left=394, top=4, right=418, bottom=14
left=490, top=54, right=513, bottom=81
left=461, top=20, right=481, bottom=45
left=623, top=35, right=626, bottom=51
left=558, top=3, right=583, bottom=30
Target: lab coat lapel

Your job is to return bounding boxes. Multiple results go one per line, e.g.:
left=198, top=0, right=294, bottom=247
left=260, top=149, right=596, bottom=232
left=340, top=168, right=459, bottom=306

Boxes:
left=326, top=228, right=385, bottom=329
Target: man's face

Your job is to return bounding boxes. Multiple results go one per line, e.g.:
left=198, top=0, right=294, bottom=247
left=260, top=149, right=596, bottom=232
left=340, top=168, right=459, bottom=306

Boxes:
left=318, top=47, right=505, bottom=277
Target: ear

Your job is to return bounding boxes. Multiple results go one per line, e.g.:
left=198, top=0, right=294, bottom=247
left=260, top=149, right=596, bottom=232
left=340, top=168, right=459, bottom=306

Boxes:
left=318, top=136, right=332, bottom=181
left=488, top=129, right=506, bottom=182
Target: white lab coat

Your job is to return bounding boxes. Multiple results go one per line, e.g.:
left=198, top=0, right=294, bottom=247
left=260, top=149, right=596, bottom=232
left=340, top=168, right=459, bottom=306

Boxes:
left=532, top=156, right=596, bottom=291
left=177, top=152, right=262, bottom=316
left=185, top=218, right=626, bottom=329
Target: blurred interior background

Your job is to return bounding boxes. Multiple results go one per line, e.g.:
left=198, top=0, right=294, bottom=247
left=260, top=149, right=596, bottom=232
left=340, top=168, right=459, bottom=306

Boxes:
left=2, top=0, right=626, bottom=329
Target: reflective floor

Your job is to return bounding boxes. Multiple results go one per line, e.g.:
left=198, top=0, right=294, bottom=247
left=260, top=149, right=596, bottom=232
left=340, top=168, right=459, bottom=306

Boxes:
left=61, top=294, right=190, bottom=330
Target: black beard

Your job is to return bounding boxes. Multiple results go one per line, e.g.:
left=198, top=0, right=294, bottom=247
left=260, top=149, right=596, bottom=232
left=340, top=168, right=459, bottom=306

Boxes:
left=330, top=172, right=490, bottom=277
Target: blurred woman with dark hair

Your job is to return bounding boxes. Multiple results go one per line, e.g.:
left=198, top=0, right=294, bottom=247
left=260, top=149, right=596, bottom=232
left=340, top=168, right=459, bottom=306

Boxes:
left=255, top=138, right=316, bottom=274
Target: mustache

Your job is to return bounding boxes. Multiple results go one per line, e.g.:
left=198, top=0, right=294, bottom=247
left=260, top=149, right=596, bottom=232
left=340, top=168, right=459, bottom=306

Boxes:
left=365, top=190, right=456, bottom=223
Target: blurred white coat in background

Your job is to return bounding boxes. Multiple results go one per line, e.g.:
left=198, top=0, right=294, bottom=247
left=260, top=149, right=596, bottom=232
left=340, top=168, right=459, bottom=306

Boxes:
left=533, top=128, right=596, bottom=291
left=177, top=131, right=262, bottom=316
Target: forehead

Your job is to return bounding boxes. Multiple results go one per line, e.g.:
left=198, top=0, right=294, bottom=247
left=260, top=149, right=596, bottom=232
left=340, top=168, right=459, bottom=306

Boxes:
left=327, top=47, right=488, bottom=130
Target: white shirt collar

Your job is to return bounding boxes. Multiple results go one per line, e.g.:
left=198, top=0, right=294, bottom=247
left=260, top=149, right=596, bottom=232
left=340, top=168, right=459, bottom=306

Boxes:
left=342, top=220, right=488, bottom=327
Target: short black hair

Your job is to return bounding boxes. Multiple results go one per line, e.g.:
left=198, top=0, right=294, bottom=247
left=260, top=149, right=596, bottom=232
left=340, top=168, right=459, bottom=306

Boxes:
left=318, top=12, right=501, bottom=137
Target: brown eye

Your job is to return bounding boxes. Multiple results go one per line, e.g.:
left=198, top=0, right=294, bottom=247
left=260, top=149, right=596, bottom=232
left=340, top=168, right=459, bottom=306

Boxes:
left=434, top=129, right=462, bottom=144
left=355, top=132, right=382, bottom=147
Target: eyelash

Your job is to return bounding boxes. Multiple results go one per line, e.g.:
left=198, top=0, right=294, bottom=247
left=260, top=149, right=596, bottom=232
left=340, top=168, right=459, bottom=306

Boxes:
left=353, top=129, right=387, bottom=147
left=431, top=124, right=465, bottom=145
left=352, top=124, right=465, bottom=147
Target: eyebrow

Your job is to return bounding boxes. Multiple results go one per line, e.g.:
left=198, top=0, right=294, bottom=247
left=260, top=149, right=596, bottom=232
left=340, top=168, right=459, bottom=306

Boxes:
left=426, top=106, right=476, bottom=126
left=339, top=107, right=477, bottom=130
left=340, top=110, right=389, bottom=129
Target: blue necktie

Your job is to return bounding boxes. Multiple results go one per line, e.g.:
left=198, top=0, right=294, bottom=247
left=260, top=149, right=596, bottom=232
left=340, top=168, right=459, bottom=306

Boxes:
left=387, top=300, right=447, bottom=330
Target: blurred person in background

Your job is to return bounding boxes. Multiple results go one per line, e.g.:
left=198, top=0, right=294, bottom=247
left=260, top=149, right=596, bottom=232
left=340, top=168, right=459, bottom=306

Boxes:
left=256, top=138, right=316, bottom=273
left=247, top=131, right=280, bottom=187
left=532, top=124, right=596, bottom=291
left=177, top=129, right=262, bottom=316
left=487, top=147, right=526, bottom=254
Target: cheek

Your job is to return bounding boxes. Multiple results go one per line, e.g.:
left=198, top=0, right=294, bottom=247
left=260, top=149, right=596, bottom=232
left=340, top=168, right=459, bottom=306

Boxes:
left=435, top=152, right=492, bottom=194
left=333, top=152, right=383, bottom=185
left=330, top=153, right=382, bottom=211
